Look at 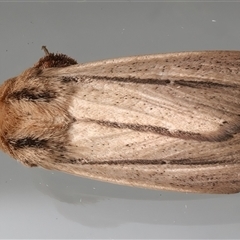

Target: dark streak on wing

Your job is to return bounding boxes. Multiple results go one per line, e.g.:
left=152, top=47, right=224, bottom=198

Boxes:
left=9, top=88, right=56, bottom=102
left=67, top=158, right=232, bottom=166
left=174, top=80, right=235, bottom=88
left=86, top=119, right=233, bottom=142
left=61, top=76, right=79, bottom=83
left=86, top=75, right=171, bottom=85
left=87, top=76, right=236, bottom=88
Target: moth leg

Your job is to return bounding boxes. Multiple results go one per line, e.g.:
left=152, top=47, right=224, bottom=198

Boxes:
left=33, top=46, right=78, bottom=70
left=42, top=45, right=50, bottom=55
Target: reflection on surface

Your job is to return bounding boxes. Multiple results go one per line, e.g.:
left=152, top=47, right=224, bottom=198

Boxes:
left=30, top=167, right=240, bottom=227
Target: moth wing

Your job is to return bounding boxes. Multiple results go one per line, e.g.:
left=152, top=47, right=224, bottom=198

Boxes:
left=45, top=51, right=240, bottom=193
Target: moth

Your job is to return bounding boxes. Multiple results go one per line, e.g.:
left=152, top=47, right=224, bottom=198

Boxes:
left=0, top=46, right=240, bottom=194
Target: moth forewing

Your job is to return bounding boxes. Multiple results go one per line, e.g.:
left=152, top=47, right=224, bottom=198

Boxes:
left=0, top=49, right=240, bottom=194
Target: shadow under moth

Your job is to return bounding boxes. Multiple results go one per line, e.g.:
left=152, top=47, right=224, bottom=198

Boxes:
left=0, top=46, right=240, bottom=194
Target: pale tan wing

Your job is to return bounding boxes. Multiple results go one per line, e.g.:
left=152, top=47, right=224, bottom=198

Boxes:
left=37, top=51, right=239, bottom=194
left=3, top=51, right=240, bottom=194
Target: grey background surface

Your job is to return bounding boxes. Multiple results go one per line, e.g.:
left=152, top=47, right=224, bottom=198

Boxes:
left=0, top=2, right=240, bottom=239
